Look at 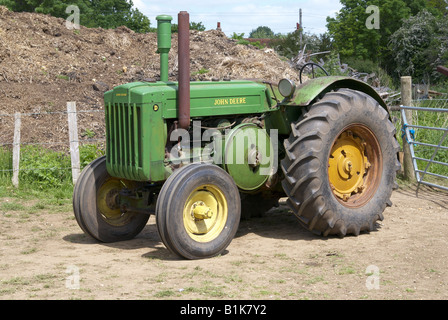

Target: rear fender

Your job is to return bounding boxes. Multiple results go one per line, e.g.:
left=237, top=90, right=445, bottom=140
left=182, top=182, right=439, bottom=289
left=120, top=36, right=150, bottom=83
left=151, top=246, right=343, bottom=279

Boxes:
left=286, top=76, right=388, bottom=111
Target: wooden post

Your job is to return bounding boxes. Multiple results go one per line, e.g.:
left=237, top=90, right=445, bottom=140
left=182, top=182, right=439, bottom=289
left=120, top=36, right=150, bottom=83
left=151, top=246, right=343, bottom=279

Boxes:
left=67, top=102, right=80, bottom=185
left=12, top=112, right=21, bottom=188
left=401, top=76, right=415, bottom=181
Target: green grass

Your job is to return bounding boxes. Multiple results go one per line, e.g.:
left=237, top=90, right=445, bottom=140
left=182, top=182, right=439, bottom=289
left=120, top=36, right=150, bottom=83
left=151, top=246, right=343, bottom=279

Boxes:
left=0, top=144, right=104, bottom=199
left=392, top=95, right=448, bottom=184
left=411, top=98, right=448, bottom=178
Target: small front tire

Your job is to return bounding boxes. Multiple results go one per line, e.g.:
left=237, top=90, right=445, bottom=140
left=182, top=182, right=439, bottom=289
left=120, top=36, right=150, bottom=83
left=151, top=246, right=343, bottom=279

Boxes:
left=156, top=163, right=241, bottom=259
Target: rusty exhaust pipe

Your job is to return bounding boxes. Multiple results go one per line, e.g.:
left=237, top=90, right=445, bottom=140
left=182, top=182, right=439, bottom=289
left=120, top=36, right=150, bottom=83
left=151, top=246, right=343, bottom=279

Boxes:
left=178, top=11, right=190, bottom=129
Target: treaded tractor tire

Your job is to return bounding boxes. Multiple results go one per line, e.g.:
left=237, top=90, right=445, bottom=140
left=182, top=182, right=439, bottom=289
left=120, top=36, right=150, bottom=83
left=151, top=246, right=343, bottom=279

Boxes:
left=281, top=89, right=400, bottom=237
left=73, top=156, right=149, bottom=242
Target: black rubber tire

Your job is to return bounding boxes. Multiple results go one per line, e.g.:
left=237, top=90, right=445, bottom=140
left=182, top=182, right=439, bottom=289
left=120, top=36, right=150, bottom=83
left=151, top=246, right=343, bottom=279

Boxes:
left=72, top=156, right=149, bottom=242
left=72, top=156, right=104, bottom=237
left=281, top=89, right=400, bottom=236
left=155, top=162, right=194, bottom=254
left=156, top=163, right=241, bottom=259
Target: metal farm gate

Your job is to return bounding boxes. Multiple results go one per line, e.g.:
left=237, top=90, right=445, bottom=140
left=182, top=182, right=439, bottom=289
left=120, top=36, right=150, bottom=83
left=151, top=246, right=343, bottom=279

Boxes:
left=401, top=102, right=448, bottom=192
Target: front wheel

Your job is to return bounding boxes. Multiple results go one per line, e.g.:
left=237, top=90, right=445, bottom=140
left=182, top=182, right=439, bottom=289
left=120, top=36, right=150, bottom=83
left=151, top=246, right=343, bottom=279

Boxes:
left=72, top=156, right=149, bottom=242
left=156, top=163, right=241, bottom=259
left=281, top=89, right=401, bottom=236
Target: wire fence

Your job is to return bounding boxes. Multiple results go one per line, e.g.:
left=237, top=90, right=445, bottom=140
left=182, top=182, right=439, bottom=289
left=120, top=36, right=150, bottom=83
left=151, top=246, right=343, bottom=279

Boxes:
left=1, top=85, right=447, bottom=190
left=0, top=103, right=105, bottom=187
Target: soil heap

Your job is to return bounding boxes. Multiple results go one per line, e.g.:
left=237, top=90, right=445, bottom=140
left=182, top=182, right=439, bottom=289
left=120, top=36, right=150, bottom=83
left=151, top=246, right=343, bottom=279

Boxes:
left=0, top=7, right=301, bottom=145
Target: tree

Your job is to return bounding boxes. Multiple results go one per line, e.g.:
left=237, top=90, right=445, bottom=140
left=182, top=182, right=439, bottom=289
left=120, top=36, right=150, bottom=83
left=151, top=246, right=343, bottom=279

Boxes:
left=0, top=0, right=152, bottom=33
left=0, top=0, right=35, bottom=11
left=122, top=6, right=151, bottom=33
left=389, top=9, right=448, bottom=82
left=272, top=31, right=333, bottom=59
left=81, top=0, right=150, bottom=31
left=426, top=0, right=448, bottom=15
left=169, top=21, right=206, bottom=33
left=326, top=0, right=417, bottom=63
left=190, top=21, right=206, bottom=31
left=249, top=26, right=275, bottom=39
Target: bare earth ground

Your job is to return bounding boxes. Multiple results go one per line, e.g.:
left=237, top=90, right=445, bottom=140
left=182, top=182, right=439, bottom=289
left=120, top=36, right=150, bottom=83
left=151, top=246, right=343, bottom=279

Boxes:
left=0, top=182, right=447, bottom=301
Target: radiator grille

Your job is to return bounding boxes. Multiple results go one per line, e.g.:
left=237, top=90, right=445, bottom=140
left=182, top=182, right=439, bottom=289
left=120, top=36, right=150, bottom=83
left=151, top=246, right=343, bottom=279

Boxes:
left=106, top=103, right=143, bottom=179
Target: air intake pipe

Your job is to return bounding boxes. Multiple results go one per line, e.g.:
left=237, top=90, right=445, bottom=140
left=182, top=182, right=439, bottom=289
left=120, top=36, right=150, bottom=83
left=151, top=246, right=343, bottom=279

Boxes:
left=155, top=15, right=172, bottom=82
left=156, top=12, right=190, bottom=129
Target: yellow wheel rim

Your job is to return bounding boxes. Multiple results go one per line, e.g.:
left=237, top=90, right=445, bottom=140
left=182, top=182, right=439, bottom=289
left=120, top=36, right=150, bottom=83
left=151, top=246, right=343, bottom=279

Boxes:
left=183, top=184, right=228, bottom=243
left=328, top=125, right=382, bottom=207
left=97, top=178, right=136, bottom=226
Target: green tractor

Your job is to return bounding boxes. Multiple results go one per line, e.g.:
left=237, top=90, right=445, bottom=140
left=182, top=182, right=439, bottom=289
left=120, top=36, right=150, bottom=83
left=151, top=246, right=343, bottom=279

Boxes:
left=73, top=12, right=400, bottom=259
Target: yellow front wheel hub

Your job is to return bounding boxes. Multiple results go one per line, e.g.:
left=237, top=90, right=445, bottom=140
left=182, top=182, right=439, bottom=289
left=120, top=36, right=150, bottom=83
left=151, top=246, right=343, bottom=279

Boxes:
left=97, top=178, right=135, bottom=226
left=328, top=130, right=369, bottom=202
left=192, top=201, right=214, bottom=220
left=183, top=185, right=228, bottom=242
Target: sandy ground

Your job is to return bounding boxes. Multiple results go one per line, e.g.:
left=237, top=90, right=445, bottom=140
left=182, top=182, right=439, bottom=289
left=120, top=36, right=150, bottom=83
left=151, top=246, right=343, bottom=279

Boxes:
left=1, top=182, right=447, bottom=301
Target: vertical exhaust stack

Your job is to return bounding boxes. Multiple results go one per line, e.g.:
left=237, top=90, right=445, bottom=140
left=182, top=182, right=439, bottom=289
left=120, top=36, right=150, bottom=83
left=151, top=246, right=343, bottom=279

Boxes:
left=156, top=15, right=173, bottom=82
left=178, top=11, right=191, bottom=129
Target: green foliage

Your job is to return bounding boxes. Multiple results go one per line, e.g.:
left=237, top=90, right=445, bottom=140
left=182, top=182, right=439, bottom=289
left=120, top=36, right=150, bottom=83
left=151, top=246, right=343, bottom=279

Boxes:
left=231, top=32, right=245, bottom=40
left=79, top=144, right=105, bottom=168
left=249, top=26, right=275, bottom=39
left=231, top=32, right=265, bottom=49
left=324, top=52, right=349, bottom=76
left=342, top=57, right=378, bottom=74
left=342, top=57, right=395, bottom=88
left=190, top=21, right=206, bottom=31
left=0, top=147, right=12, bottom=179
left=326, top=0, right=448, bottom=84
left=167, top=21, right=206, bottom=33
left=410, top=99, right=448, bottom=179
left=18, top=145, right=72, bottom=189
left=389, top=10, right=448, bottom=82
left=0, top=0, right=152, bottom=33
left=326, top=0, right=415, bottom=62
left=272, top=31, right=333, bottom=59
left=0, top=145, right=104, bottom=190
left=426, top=0, right=448, bottom=15
left=192, top=68, right=209, bottom=76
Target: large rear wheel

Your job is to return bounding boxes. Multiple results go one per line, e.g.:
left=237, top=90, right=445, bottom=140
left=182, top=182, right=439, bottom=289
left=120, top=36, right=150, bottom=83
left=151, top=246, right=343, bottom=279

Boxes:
left=281, top=89, right=400, bottom=236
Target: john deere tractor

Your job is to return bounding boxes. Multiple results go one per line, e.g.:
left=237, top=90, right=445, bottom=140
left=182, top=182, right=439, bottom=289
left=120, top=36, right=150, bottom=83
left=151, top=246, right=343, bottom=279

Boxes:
left=73, top=12, right=400, bottom=259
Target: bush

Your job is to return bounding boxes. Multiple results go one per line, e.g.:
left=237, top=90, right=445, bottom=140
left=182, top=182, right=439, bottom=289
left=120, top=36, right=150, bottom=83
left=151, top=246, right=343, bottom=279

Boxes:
left=389, top=10, right=448, bottom=83
left=341, top=57, right=378, bottom=74
left=19, top=146, right=72, bottom=189
left=0, top=144, right=105, bottom=190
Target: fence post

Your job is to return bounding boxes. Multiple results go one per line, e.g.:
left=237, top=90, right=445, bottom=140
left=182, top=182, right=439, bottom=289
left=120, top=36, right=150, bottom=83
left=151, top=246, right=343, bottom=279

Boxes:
left=67, top=102, right=80, bottom=185
left=12, top=112, right=21, bottom=188
left=401, top=76, right=416, bottom=181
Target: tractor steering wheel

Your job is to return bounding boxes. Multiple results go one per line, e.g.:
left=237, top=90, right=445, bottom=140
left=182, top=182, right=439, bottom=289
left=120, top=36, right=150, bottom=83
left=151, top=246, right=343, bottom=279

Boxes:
left=299, top=62, right=329, bottom=84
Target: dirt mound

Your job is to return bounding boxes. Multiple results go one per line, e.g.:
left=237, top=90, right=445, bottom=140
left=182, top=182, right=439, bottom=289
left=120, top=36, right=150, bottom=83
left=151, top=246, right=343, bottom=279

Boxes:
left=0, top=7, right=301, bottom=145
